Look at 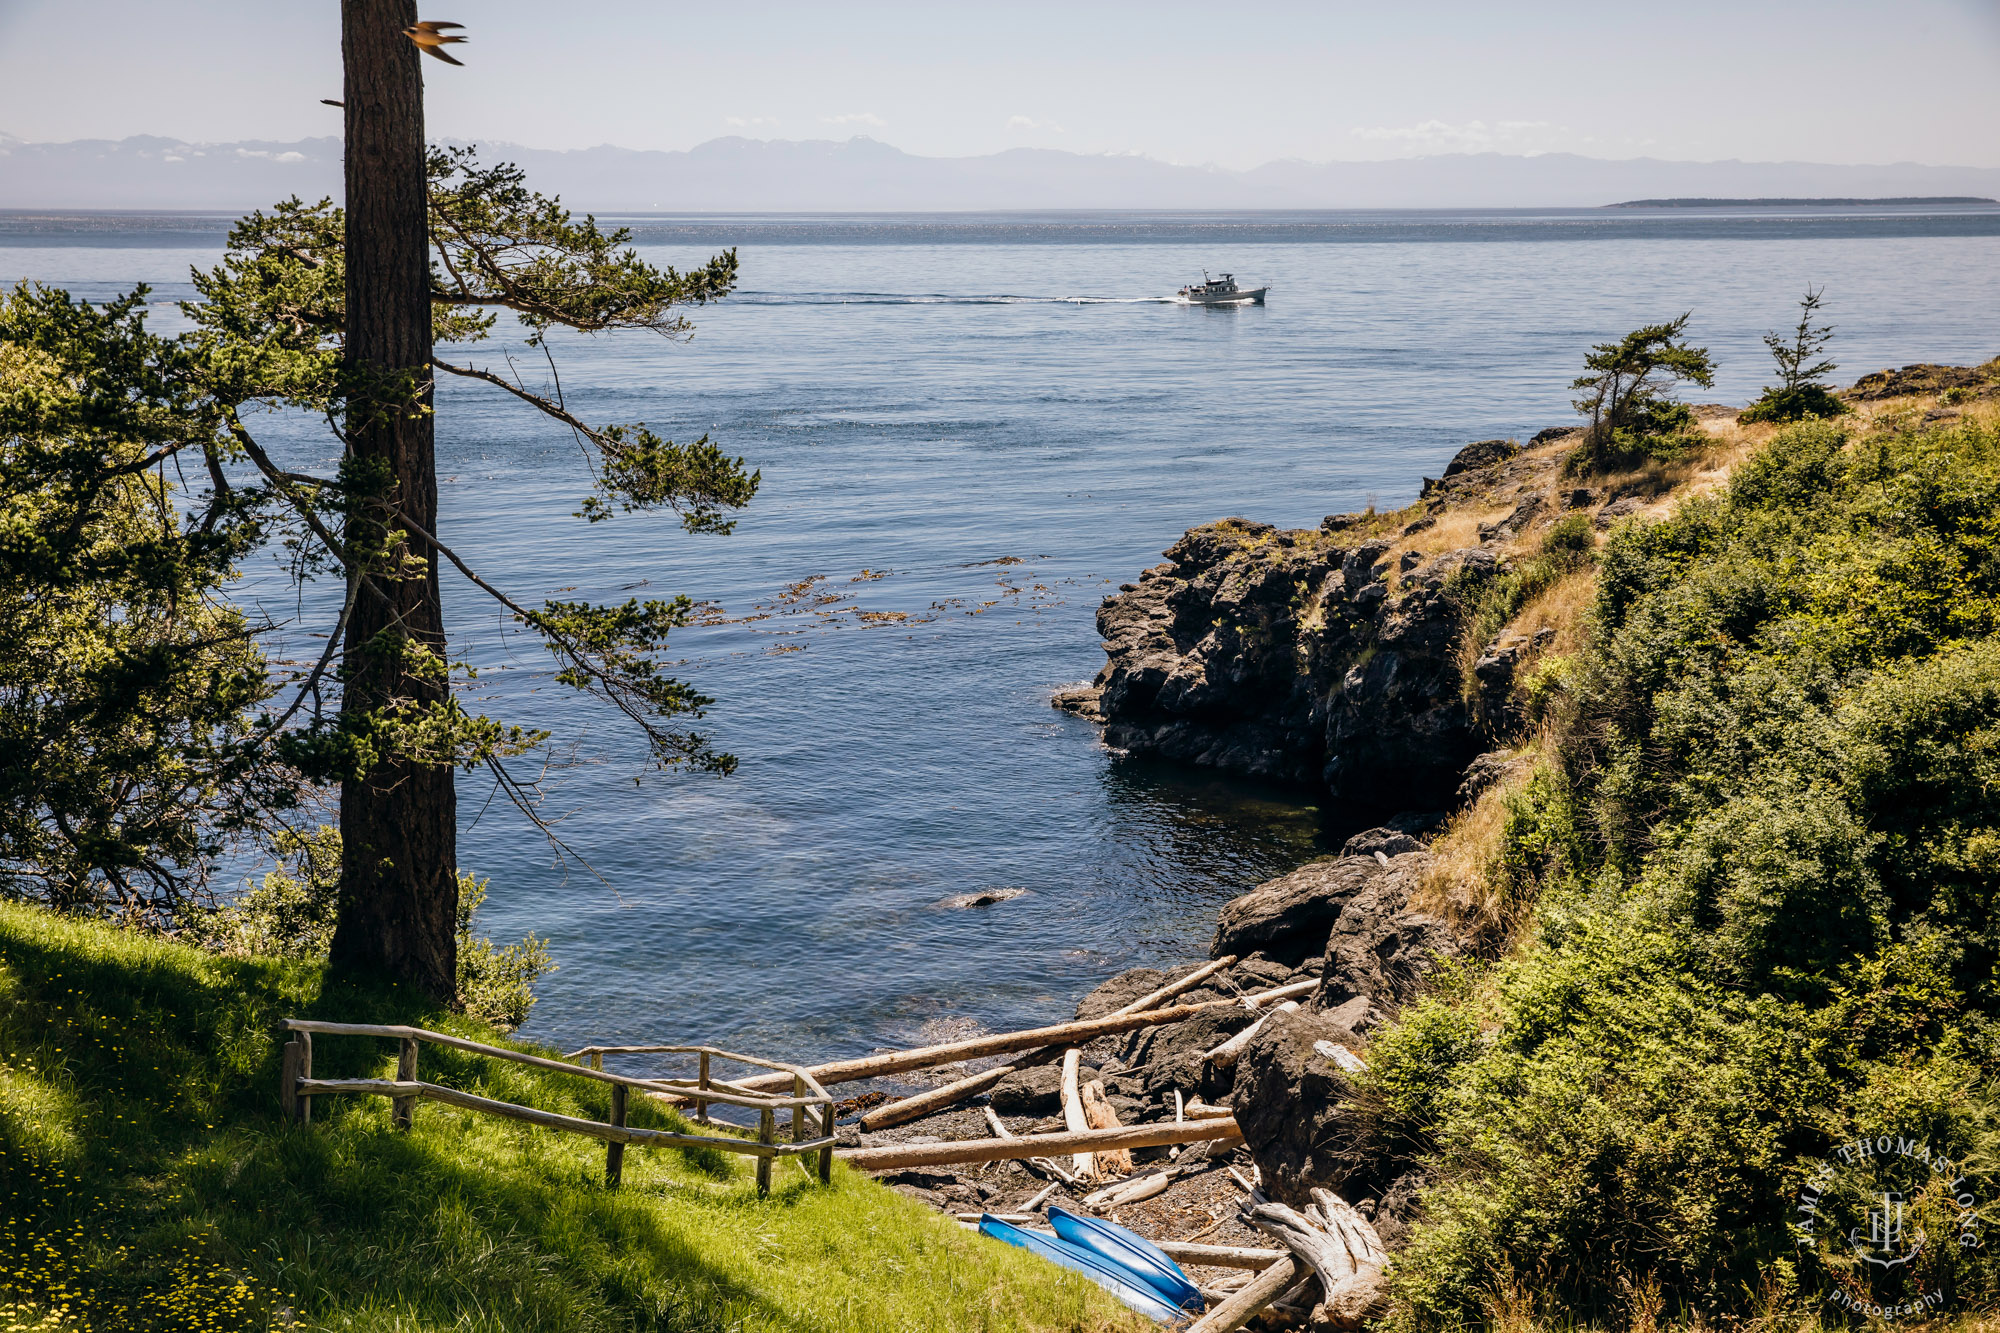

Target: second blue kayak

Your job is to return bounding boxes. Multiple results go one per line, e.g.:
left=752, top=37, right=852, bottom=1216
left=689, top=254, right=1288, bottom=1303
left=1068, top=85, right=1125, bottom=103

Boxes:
left=1048, top=1205, right=1205, bottom=1313
left=976, top=1215, right=1185, bottom=1322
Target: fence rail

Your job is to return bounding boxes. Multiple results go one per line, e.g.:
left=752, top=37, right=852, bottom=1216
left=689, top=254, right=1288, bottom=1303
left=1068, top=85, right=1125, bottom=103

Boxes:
left=279, top=1020, right=835, bottom=1195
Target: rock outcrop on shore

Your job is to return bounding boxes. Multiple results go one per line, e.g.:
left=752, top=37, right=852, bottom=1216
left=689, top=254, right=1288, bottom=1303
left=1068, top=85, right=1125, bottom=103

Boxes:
left=1053, top=432, right=1603, bottom=814
left=1040, top=430, right=1605, bottom=1244
left=1053, top=517, right=1481, bottom=814
left=1037, top=831, right=1469, bottom=1242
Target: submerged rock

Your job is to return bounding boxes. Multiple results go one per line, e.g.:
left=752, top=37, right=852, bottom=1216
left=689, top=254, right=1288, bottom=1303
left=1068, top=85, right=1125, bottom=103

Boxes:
left=936, top=887, right=1029, bottom=909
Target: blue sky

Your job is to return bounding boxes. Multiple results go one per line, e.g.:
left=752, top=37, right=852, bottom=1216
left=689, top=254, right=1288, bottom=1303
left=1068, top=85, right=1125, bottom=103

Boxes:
left=2, top=0, right=1998, bottom=168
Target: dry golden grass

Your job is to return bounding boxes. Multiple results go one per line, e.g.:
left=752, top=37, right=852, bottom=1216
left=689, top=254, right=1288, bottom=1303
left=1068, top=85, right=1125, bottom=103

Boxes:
left=1413, top=753, right=1531, bottom=926
left=1409, top=384, right=2000, bottom=941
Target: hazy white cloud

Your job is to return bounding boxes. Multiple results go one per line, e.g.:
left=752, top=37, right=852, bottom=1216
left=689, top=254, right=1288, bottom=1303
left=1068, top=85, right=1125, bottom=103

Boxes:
left=724, top=115, right=779, bottom=130
left=1007, top=114, right=1065, bottom=133
left=234, top=147, right=306, bottom=162
left=1349, top=119, right=1557, bottom=153
left=820, top=111, right=886, bottom=128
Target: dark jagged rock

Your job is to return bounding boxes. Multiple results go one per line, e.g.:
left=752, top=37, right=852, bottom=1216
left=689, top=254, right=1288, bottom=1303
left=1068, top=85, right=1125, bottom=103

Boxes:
left=1231, top=1005, right=1363, bottom=1207
left=1117, top=1005, right=1256, bottom=1104
left=1847, top=361, right=1996, bottom=401
left=1442, top=437, right=1520, bottom=477
left=1213, top=857, right=1388, bottom=965
left=1078, top=516, right=1492, bottom=807
left=1458, top=749, right=1525, bottom=804
left=1223, top=850, right=1469, bottom=1234
left=1477, top=493, right=1545, bottom=543
left=1072, top=966, right=1170, bottom=1020
left=1595, top=495, right=1645, bottom=529
left=1066, top=421, right=1594, bottom=813
left=1317, top=869, right=1468, bottom=1011
left=1340, top=827, right=1425, bottom=858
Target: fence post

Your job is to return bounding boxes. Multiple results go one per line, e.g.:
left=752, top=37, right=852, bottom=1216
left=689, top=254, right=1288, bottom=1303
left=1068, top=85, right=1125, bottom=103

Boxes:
left=818, top=1097, right=834, bottom=1185
left=696, top=1051, right=710, bottom=1124
left=297, top=1030, right=313, bottom=1125
left=791, top=1074, right=806, bottom=1145
left=606, top=1084, right=628, bottom=1189
left=280, top=1037, right=302, bottom=1122
left=393, top=1036, right=418, bottom=1131
left=756, top=1108, right=774, bottom=1197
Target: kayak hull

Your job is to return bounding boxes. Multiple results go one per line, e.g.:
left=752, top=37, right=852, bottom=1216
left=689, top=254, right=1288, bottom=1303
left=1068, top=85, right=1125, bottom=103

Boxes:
left=1048, top=1205, right=1205, bottom=1313
left=977, top=1215, right=1185, bottom=1321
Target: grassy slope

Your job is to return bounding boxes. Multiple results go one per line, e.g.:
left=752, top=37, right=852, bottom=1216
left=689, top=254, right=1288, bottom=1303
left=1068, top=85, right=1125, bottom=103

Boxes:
left=0, top=901, right=1139, bottom=1333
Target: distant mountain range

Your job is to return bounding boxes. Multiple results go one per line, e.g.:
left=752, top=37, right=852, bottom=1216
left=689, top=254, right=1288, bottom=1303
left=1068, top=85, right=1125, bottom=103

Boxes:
left=5, top=133, right=2000, bottom=211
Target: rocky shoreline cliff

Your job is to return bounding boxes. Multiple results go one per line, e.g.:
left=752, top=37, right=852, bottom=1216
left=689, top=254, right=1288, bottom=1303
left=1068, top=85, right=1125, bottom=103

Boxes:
left=1051, top=422, right=1675, bottom=817
left=1022, top=414, right=1734, bottom=1241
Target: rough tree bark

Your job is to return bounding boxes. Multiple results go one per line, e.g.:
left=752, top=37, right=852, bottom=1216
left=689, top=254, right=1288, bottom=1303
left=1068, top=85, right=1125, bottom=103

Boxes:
left=327, top=0, right=458, bottom=998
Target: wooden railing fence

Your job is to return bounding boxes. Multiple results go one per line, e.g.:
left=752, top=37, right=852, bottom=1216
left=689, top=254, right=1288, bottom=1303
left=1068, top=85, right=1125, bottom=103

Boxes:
left=279, top=1020, right=835, bottom=1196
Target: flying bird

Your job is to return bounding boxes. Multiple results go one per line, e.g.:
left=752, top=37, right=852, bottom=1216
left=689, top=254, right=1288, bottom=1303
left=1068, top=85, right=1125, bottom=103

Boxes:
left=404, top=20, right=467, bottom=65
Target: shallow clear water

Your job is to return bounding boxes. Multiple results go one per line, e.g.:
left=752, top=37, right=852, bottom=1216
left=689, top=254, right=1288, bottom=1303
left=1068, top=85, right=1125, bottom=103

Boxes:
left=7, top=208, right=1999, bottom=1073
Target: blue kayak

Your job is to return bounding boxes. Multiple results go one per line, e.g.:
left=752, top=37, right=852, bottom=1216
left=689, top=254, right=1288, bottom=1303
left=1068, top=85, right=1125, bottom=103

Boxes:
left=1048, top=1205, right=1206, bottom=1313
left=977, top=1215, right=1185, bottom=1322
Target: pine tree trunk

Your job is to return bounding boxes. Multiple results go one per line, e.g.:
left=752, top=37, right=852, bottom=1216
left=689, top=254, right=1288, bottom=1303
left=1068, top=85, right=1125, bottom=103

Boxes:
left=328, top=0, right=458, bottom=999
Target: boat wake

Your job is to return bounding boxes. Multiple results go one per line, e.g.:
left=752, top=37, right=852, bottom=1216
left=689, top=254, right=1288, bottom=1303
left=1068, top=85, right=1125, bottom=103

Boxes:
left=735, top=291, right=1180, bottom=307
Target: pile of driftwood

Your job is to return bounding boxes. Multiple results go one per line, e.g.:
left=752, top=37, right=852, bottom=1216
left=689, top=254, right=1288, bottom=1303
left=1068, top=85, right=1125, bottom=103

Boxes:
left=622, top=954, right=1313, bottom=1175
left=1180, top=1188, right=1390, bottom=1332
left=627, top=954, right=1381, bottom=1327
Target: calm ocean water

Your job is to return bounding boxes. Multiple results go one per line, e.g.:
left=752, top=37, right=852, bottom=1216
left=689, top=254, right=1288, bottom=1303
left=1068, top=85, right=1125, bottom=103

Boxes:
left=7, top=207, right=2000, bottom=1078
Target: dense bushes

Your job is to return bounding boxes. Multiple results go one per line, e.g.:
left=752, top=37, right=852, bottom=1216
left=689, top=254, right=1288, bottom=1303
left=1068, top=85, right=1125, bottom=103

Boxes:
left=1383, top=413, right=2000, bottom=1324
left=199, top=825, right=554, bottom=1029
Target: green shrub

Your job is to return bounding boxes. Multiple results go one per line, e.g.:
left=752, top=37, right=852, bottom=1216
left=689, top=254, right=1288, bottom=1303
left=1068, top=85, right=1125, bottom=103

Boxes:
left=1358, top=996, right=1485, bottom=1156
left=1737, top=382, right=1850, bottom=424
left=198, top=827, right=554, bottom=1030
left=1539, top=513, right=1594, bottom=558
left=1383, top=412, right=2000, bottom=1325
left=454, top=872, right=556, bottom=1030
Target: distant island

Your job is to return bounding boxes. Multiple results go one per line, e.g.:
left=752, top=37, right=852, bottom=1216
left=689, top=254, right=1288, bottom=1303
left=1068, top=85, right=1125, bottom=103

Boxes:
left=1606, top=196, right=1996, bottom=208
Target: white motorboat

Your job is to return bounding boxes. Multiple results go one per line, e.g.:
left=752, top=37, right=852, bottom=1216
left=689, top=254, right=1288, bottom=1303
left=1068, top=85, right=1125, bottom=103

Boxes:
left=1177, top=271, right=1267, bottom=305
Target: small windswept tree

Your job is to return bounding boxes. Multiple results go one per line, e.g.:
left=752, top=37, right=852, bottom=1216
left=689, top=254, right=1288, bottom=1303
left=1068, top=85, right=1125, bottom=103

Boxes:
left=1739, top=286, right=1849, bottom=423
left=1569, top=313, right=1715, bottom=473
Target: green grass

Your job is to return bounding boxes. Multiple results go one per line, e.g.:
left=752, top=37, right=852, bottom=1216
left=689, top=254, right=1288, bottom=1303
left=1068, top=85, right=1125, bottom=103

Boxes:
left=0, top=901, right=1141, bottom=1333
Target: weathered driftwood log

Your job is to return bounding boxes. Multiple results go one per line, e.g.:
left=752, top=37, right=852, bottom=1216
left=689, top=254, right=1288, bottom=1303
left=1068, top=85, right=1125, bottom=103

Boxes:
left=1248, top=1196, right=1393, bottom=1332
left=856, top=955, right=1240, bottom=1129
left=1311, top=1187, right=1390, bottom=1270
left=1156, top=1241, right=1288, bottom=1270
left=732, top=995, right=1235, bottom=1093
left=838, top=1117, right=1241, bottom=1171
left=1021, top=1179, right=1062, bottom=1212
left=1239, top=978, right=1317, bottom=1009
left=1314, top=1039, right=1368, bottom=1074
left=1079, top=1078, right=1134, bottom=1175
left=1081, top=1169, right=1169, bottom=1210
left=1202, top=1000, right=1301, bottom=1069
left=1184, top=1099, right=1235, bottom=1119
left=1061, top=1049, right=1098, bottom=1181
left=1185, top=1255, right=1309, bottom=1333
left=982, top=1105, right=1076, bottom=1184
left=1247, top=1200, right=1353, bottom=1283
